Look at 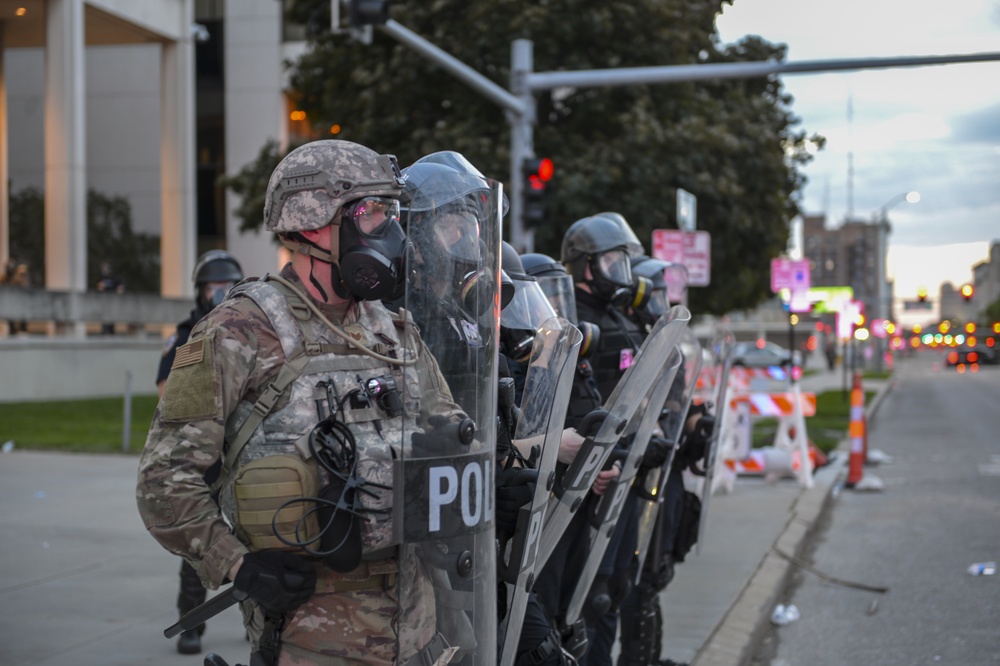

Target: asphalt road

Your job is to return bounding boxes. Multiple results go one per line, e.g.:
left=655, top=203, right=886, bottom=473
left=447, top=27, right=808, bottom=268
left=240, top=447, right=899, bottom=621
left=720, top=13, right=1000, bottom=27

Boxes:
left=750, top=352, right=1000, bottom=665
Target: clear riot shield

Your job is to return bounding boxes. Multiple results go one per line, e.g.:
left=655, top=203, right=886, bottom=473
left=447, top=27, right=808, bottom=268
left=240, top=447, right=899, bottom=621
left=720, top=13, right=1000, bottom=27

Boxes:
left=497, top=316, right=582, bottom=666
left=563, top=343, right=684, bottom=627
left=633, top=328, right=703, bottom=579
left=535, top=305, right=692, bottom=573
left=393, top=176, right=502, bottom=666
left=693, top=325, right=736, bottom=553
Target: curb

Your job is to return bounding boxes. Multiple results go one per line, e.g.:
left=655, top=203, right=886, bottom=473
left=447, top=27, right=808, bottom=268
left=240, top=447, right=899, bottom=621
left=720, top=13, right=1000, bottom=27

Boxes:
left=691, top=377, right=895, bottom=666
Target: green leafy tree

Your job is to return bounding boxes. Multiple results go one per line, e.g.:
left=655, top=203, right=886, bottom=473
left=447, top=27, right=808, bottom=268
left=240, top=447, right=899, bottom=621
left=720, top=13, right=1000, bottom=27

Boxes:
left=86, top=190, right=161, bottom=293
left=8, top=186, right=160, bottom=292
left=7, top=187, right=45, bottom=286
left=228, top=0, right=823, bottom=314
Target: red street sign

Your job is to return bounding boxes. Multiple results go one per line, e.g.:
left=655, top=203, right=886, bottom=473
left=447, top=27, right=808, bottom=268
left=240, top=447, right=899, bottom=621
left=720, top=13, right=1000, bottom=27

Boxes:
left=651, top=229, right=711, bottom=287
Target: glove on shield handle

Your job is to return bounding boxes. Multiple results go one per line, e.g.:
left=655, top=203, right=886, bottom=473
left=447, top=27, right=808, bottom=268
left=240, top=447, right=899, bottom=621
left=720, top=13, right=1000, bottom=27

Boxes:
left=554, top=409, right=609, bottom=499
left=496, top=467, right=542, bottom=585
left=588, top=448, right=629, bottom=528
left=164, top=585, right=248, bottom=639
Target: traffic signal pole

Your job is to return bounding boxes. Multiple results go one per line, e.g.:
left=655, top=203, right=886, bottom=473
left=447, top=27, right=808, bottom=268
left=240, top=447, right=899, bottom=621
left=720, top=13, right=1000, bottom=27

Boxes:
left=372, top=13, right=1000, bottom=252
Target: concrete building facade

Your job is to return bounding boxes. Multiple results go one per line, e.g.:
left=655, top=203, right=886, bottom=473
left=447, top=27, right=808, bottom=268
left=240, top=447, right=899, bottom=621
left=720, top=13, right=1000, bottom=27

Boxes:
left=801, top=213, right=889, bottom=322
left=1, top=0, right=305, bottom=321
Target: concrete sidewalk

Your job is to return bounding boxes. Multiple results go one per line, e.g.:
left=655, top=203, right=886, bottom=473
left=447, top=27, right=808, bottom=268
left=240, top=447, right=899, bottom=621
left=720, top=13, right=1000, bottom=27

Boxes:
left=0, top=367, right=889, bottom=666
left=673, top=368, right=892, bottom=666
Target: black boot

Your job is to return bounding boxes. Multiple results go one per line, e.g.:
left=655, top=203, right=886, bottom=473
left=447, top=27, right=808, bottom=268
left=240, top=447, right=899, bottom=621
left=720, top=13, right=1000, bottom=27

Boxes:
left=177, top=560, right=207, bottom=654
left=177, top=628, right=202, bottom=654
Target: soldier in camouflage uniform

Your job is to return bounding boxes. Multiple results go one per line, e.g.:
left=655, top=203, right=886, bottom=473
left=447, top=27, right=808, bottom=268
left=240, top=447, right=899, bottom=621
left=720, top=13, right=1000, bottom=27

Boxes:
left=137, top=139, right=468, bottom=666
left=155, top=249, right=244, bottom=655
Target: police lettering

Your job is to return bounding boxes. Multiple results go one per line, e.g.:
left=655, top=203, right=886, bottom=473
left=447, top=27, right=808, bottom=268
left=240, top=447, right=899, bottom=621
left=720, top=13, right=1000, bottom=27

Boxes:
left=519, top=505, right=545, bottom=574
left=428, top=457, right=495, bottom=533
left=569, top=442, right=612, bottom=491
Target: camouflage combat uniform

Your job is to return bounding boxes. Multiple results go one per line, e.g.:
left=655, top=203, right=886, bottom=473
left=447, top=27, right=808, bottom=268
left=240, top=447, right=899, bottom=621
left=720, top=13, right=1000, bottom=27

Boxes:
left=137, top=265, right=464, bottom=666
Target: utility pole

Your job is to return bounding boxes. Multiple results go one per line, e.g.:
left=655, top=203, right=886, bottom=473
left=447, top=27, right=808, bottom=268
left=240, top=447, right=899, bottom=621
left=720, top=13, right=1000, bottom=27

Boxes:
left=350, top=7, right=1000, bottom=251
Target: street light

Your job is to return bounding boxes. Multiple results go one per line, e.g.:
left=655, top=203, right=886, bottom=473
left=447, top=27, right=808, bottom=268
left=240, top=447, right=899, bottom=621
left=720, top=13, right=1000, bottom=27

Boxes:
left=873, top=191, right=920, bottom=369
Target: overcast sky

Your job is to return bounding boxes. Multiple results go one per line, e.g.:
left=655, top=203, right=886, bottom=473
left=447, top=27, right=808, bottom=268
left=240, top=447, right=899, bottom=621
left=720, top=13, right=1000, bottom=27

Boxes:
left=715, top=0, right=1000, bottom=313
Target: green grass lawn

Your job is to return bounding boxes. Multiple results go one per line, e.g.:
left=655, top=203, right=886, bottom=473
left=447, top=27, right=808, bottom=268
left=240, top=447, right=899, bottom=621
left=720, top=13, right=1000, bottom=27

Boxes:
left=0, top=396, right=159, bottom=454
left=2, top=383, right=881, bottom=457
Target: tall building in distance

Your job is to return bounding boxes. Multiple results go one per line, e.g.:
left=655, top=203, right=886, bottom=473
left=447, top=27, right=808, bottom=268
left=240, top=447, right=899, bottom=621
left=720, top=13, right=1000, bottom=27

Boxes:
left=801, top=214, right=888, bottom=323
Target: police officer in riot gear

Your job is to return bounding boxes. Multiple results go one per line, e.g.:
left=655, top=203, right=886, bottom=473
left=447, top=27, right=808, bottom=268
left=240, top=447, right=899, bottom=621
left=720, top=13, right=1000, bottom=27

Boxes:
left=617, top=255, right=713, bottom=666
left=518, top=251, right=606, bottom=661
left=520, top=253, right=600, bottom=362
left=561, top=214, right=648, bottom=666
left=138, top=140, right=470, bottom=666
left=156, top=249, right=244, bottom=655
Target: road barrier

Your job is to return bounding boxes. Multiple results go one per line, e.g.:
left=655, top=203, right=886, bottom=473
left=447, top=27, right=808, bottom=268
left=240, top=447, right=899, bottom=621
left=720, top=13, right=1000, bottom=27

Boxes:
left=845, top=371, right=884, bottom=492
left=711, top=367, right=816, bottom=492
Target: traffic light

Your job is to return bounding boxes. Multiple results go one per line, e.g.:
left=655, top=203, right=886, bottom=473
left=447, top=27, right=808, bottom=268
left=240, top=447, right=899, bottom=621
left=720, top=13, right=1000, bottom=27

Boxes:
left=349, top=0, right=389, bottom=26
left=961, top=284, right=974, bottom=302
left=522, top=157, right=553, bottom=229
left=917, top=286, right=928, bottom=303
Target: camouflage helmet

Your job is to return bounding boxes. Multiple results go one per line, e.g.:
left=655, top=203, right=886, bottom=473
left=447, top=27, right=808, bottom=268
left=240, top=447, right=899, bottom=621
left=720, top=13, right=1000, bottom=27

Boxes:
left=263, top=140, right=404, bottom=233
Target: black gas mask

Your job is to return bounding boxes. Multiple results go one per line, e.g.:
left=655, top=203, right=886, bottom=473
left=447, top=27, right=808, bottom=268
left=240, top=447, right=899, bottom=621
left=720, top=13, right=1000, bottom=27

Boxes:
left=338, top=196, right=410, bottom=301
left=196, top=281, right=238, bottom=315
left=588, top=248, right=634, bottom=306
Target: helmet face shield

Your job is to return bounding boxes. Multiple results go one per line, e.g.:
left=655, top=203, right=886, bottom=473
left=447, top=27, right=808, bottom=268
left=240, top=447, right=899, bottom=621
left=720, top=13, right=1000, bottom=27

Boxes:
left=502, top=277, right=557, bottom=333
left=500, top=277, right=556, bottom=362
left=432, top=210, right=481, bottom=264
left=592, top=249, right=632, bottom=288
left=537, top=272, right=577, bottom=323
left=645, top=288, right=669, bottom=319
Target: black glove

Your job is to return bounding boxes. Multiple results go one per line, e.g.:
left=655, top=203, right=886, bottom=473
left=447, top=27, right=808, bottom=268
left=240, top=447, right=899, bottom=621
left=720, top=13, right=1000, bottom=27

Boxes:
left=583, top=575, right=613, bottom=624
left=234, top=550, right=317, bottom=615
left=495, top=467, right=537, bottom=534
left=640, top=436, right=672, bottom=470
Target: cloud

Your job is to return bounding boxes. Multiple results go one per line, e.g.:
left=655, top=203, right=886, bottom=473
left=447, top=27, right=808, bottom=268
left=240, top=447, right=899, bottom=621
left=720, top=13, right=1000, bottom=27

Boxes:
left=951, top=101, right=1000, bottom=143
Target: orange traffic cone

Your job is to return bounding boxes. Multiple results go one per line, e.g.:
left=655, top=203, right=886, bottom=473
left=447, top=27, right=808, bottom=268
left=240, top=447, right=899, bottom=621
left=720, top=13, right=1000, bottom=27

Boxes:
left=845, top=372, right=865, bottom=488
left=845, top=371, right=884, bottom=492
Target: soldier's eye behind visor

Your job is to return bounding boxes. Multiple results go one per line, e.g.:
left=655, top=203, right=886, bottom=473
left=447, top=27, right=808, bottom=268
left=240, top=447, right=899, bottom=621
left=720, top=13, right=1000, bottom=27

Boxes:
left=433, top=211, right=480, bottom=251
left=595, top=249, right=632, bottom=287
left=344, top=197, right=401, bottom=237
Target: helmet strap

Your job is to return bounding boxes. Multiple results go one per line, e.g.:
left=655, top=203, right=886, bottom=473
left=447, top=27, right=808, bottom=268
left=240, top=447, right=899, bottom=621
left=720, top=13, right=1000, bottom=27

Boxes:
left=280, top=232, right=351, bottom=301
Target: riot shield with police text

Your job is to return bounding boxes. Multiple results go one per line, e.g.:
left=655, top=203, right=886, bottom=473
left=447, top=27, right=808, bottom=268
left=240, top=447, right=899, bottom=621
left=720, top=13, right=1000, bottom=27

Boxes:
left=393, top=168, right=502, bottom=666
left=633, top=328, right=703, bottom=580
left=563, top=342, right=683, bottom=628
left=497, top=316, right=582, bottom=666
left=535, top=305, right=692, bottom=573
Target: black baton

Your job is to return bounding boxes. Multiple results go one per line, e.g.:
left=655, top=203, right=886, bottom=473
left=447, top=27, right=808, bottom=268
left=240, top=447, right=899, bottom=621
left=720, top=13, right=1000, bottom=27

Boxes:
left=163, top=585, right=248, bottom=639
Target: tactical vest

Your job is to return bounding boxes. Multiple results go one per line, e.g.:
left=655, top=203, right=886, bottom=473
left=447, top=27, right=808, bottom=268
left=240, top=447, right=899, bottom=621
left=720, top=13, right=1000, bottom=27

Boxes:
left=217, top=277, right=422, bottom=555
left=564, top=358, right=603, bottom=430
left=576, top=293, right=645, bottom=402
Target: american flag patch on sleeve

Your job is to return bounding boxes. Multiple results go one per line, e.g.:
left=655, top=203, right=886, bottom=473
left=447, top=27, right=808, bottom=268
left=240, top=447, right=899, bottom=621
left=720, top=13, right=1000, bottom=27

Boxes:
left=172, top=339, right=205, bottom=369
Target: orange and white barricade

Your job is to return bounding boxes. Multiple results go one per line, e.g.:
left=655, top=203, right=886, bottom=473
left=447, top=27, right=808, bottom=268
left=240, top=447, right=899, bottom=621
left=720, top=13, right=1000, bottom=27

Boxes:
left=712, top=371, right=816, bottom=493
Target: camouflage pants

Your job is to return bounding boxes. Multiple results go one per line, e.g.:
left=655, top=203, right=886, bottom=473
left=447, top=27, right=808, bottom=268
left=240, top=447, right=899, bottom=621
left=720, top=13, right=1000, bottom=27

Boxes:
left=242, top=556, right=439, bottom=666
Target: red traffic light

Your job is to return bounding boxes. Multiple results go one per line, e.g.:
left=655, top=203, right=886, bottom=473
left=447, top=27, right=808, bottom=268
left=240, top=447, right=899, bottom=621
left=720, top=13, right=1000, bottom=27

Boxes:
left=537, top=157, right=553, bottom=182
left=523, top=157, right=553, bottom=183
left=961, top=284, right=974, bottom=301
